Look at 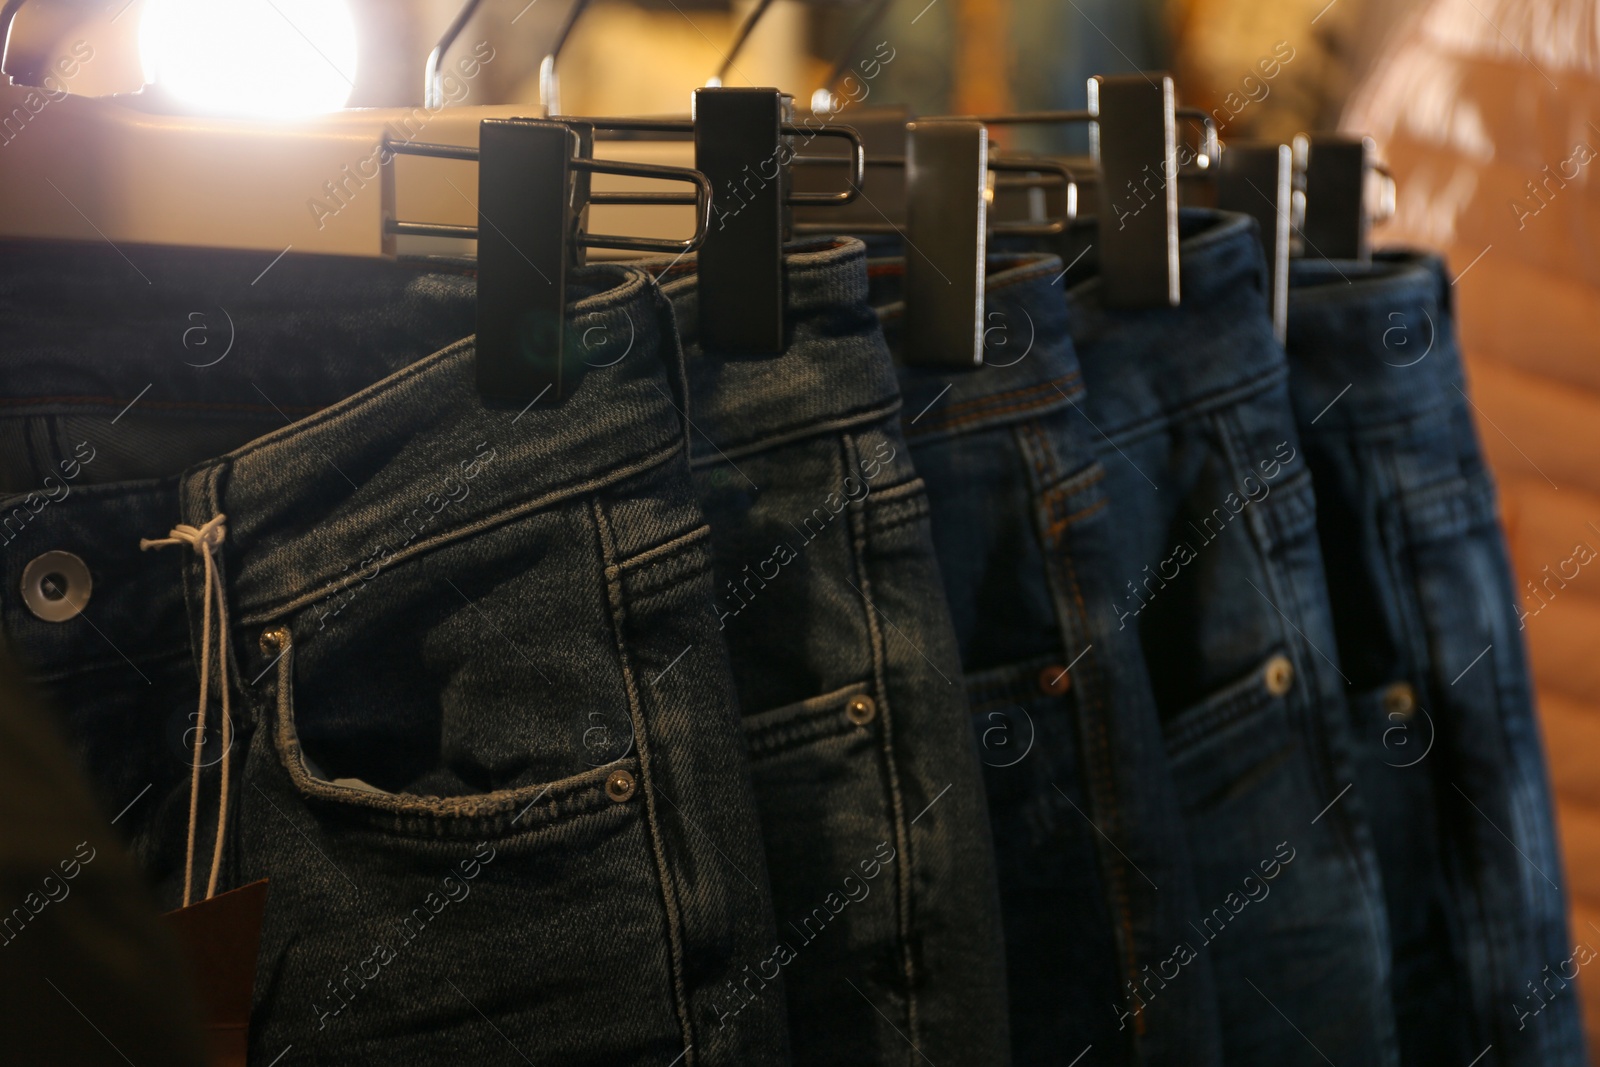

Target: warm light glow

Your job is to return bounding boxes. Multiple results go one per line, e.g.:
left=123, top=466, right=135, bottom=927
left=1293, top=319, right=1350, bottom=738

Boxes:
left=140, top=0, right=358, bottom=118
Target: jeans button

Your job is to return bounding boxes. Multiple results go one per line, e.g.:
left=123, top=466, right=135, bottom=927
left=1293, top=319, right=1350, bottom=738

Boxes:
left=20, top=550, right=92, bottom=622
left=846, top=695, right=877, bottom=725
left=260, top=626, right=292, bottom=655
left=1382, top=681, right=1416, bottom=720
left=605, top=768, right=636, bottom=803
left=1037, top=664, right=1072, bottom=696
left=1263, top=655, right=1295, bottom=697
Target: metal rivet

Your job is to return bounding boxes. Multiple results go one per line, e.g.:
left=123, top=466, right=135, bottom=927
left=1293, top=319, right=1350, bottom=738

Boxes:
left=605, top=768, right=636, bottom=803
left=1382, top=681, right=1416, bottom=720
left=259, top=626, right=292, bottom=656
left=1263, top=655, right=1295, bottom=697
left=846, top=695, right=877, bottom=726
left=1037, top=665, right=1072, bottom=696
left=21, top=551, right=92, bottom=623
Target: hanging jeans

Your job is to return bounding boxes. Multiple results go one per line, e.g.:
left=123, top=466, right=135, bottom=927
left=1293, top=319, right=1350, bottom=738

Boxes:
left=870, top=250, right=1224, bottom=1067
left=1062, top=210, right=1399, bottom=1065
left=644, top=237, right=1010, bottom=1067
left=1287, top=252, right=1583, bottom=1066
left=0, top=242, right=790, bottom=1066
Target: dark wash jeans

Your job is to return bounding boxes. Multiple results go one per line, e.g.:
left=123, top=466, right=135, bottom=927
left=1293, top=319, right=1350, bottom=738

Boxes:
left=1060, top=211, right=1399, bottom=1064
left=642, top=237, right=1009, bottom=1067
left=0, top=242, right=790, bottom=1065
left=869, top=252, right=1222, bottom=1067
left=1287, top=253, right=1583, bottom=1066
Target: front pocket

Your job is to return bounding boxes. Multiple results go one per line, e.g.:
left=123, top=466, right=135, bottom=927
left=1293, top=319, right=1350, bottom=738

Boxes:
left=742, top=680, right=877, bottom=760
left=964, top=654, right=1086, bottom=848
left=1164, top=649, right=1298, bottom=811
left=266, top=633, right=636, bottom=839
left=242, top=635, right=692, bottom=1065
left=738, top=682, right=905, bottom=1044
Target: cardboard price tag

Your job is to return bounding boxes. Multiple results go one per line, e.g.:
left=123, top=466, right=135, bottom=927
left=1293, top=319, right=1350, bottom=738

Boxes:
left=162, top=880, right=269, bottom=1067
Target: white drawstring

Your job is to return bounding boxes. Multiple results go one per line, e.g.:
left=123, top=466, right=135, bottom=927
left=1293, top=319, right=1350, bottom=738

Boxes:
left=141, top=514, right=232, bottom=906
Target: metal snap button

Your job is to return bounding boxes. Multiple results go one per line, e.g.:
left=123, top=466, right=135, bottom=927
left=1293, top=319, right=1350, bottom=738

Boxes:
left=259, top=626, right=292, bottom=656
left=846, top=694, right=877, bottom=726
left=1381, top=681, right=1416, bottom=720
left=1263, top=655, right=1295, bottom=697
left=1037, top=664, right=1072, bottom=696
left=605, top=768, right=636, bottom=803
left=20, top=551, right=92, bottom=623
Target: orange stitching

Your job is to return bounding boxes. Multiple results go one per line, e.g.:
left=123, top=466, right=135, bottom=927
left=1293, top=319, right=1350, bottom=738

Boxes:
left=908, top=375, right=1081, bottom=436
left=1047, top=497, right=1107, bottom=542
left=936, top=373, right=1079, bottom=420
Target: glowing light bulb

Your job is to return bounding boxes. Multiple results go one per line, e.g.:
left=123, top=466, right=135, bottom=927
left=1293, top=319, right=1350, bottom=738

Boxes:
left=140, top=0, right=358, bottom=118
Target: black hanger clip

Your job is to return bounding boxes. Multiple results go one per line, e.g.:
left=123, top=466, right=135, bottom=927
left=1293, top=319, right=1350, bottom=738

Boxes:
left=1293, top=133, right=1394, bottom=264
left=1218, top=142, right=1292, bottom=342
left=557, top=91, right=863, bottom=355
left=693, top=87, right=790, bottom=354
left=387, top=119, right=712, bottom=408
left=904, top=120, right=989, bottom=368
left=1089, top=74, right=1180, bottom=309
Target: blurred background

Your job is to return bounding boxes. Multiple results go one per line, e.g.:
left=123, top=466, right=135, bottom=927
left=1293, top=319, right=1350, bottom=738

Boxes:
left=13, top=0, right=1419, bottom=138
left=15, top=0, right=1600, bottom=1056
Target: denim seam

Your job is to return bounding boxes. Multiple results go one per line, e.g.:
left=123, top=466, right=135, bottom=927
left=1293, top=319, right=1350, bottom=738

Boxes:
left=1218, top=408, right=1398, bottom=1050
left=1018, top=417, right=1142, bottom=1036
left=237, top=441, right=679, bottom=625
left=1216, top=408, right=1335, bottom=777
left=1298, top=401, right=1455, bottom=436
left=904, top=374, right=1081, bottom=438
left=743, top=681, right=874, bottom=759
left=1165, top=656, right=1283, bottom=756
left=0, top=396, right=327, bottom=417
left=689, top=396, right=904, bottom=465
left=864, top=479, right=932, bottom=536
left=590, top=496, right=697, bottom=1063
left=1372, top=450, right=1509, bottom=1048
left=1041, top=456, right=1108, bottom=540
left=842, top=430, right=919, bottom=1055
left=1375, top=446, right=1519, bottom=1051
left=616, top=523, right=712, bottom=572
left=1051, top=497, right=1107, bottom=535
left=217, top=337, right=481, bottom=462
left=1101, top=365, right=1287, bottom=449
left=963, top=652, right=1062, bottom=711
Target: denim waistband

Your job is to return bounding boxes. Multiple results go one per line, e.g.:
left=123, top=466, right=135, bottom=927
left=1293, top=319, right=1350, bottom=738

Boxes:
left=1287, top=251, right=1462, bottom=431
left=870, top=252, right=1083, bottom=439
left=1064, top=209, right=1283, bottom=440
left=642, top=237, right=903, bottom=461
left=0, top=242, right=689, bottom=660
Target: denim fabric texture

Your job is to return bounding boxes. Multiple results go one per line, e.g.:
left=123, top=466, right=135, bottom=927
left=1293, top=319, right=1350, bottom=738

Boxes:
left=1060, top=210, right=1399, bottom=1064
left=870, top=250, right=1223, bottom=1067
left=1287, top=252, right=1583, bottom=1066
left=641, top=237, right=1010, bottom=1067
left=0, top=242, right=790, bottom=1066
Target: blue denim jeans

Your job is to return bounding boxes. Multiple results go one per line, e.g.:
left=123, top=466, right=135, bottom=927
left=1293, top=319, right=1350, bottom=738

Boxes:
left=1061, top=211, right=1399, bottom=1064
left=644, top=237, right=1010, bottom=1067
left=1287, top=252, right=1583, bottom=1066
left=0, top=242, right=790, bottom=1065
left=870, top=251, right=1223, bottom=1067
